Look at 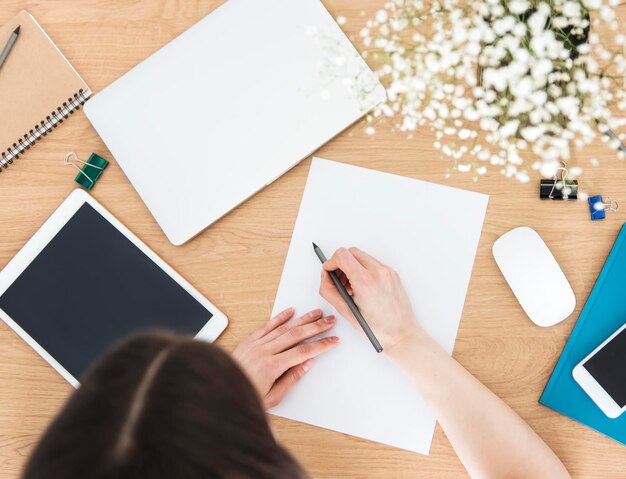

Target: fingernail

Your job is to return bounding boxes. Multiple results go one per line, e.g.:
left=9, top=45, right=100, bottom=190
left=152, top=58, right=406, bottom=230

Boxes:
left=329, top=336, right=340, bottom=343
left=302, top=359, right=315, bottom=372
left=310, top=309, right=323, bottom=318
left=324, top=315, right=336, bottom=324
left=276, top=307, right=293, bottom=319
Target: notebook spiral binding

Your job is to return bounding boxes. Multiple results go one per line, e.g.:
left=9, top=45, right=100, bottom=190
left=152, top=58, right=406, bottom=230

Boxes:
left=0, top=88, right=91, bottom=171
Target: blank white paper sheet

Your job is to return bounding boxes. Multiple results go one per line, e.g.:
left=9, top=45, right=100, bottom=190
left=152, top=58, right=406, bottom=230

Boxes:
left=270, top=158, right=489, bottom=454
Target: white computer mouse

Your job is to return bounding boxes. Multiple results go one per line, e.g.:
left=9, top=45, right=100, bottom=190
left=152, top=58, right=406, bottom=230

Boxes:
left=492, top=226, right=575, bottom=327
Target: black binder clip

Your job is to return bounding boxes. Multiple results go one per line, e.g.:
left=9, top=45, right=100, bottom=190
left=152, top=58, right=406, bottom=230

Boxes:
left=64, top=152, right=109, bottom=190
left=540, top=162, right=578, bottom=200
left=588, top=195, right=619, bottom=221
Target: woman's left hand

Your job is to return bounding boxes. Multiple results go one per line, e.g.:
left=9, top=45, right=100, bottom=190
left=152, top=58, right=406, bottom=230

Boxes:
left=232, top=308, right=339, bottom=408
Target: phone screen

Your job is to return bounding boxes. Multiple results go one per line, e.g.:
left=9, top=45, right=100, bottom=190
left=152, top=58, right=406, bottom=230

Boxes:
left=583, top=326, right=626, bottom=408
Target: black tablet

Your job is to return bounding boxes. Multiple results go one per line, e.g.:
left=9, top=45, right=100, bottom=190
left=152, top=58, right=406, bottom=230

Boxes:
left=0, top=190, right=228, bottom=385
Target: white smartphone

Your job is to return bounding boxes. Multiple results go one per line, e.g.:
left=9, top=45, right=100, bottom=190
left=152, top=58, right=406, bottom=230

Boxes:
left=573, top=322, right=626, bottom=419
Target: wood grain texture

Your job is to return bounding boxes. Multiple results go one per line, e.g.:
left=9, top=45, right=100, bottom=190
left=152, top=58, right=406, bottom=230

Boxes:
left=1, top=1, right=626, bottom=477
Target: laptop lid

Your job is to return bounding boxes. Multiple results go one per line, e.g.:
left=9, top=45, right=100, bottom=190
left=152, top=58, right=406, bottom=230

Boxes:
left=84, top=0, right=384, bottom=245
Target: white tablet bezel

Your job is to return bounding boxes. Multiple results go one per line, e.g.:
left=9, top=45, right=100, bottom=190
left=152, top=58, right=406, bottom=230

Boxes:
left=572, top=322, right=626, bottom=419
left=0, top=189, right=228, bottom=388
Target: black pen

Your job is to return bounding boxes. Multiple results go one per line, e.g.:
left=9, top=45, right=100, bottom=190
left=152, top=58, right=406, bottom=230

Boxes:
left=0, top=26, right=20, bottom=73
left=312, top=242, right=383, bottom=353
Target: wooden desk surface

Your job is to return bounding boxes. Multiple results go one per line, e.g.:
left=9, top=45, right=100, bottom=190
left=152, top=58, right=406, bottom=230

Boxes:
left=1, top=1, right=626, bottom=477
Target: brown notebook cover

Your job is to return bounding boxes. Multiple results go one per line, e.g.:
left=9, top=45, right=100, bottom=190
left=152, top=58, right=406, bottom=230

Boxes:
left=0, top=10, right=90, bottom=170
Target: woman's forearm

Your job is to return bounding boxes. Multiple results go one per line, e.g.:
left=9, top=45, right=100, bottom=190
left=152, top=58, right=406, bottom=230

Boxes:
left=318, top=248, right=569, bottom=478
left=388, top=331, right=570, bottom=479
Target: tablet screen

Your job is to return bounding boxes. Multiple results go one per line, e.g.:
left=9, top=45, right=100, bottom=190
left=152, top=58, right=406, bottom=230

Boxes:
left=0, top=203, right=213, bottom=380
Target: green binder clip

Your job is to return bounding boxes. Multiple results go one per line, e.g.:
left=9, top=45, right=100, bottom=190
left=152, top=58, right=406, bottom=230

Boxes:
left=64, top=152, right=109, bottom=190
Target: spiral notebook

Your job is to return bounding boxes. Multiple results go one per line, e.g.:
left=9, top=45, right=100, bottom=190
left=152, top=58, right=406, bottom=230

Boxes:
left=0, top=10, right=90, bottom=170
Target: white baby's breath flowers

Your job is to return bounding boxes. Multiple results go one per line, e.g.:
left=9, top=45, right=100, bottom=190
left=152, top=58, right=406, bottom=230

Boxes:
left=358, top=0, right=626, bottom=181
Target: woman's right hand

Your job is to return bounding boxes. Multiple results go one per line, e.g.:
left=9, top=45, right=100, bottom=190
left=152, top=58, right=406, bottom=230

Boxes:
left=321, top=247, right=573, bottom=479
left=319, top=247, right=425, bottom=357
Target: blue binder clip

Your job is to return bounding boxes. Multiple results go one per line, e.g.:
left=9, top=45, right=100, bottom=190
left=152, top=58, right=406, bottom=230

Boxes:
left=588, top=195, right=619, bottom=221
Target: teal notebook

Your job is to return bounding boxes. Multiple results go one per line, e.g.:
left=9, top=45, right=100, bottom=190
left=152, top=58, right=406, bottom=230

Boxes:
left=540, top=223, right=626, bottom=445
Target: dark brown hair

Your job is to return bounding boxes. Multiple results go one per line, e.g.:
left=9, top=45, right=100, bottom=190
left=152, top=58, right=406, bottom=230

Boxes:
left=22, top=333, right=306, bottom=479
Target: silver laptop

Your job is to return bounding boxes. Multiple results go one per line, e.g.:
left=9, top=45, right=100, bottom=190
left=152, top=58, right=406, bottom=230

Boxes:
left=85, top=0, right=384, bottom=245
